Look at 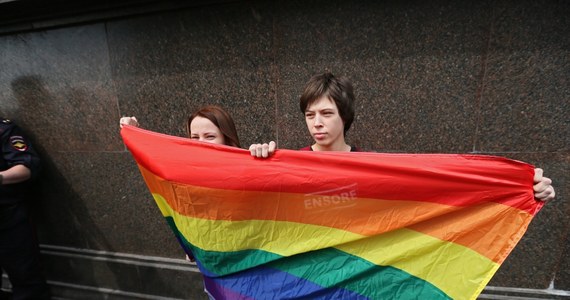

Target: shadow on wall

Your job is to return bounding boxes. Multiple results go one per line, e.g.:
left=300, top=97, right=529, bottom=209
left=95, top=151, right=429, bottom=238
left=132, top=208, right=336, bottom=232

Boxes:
left=7, top=76, right=170, bottom=296
left=9, top=75, right=112, bottom=288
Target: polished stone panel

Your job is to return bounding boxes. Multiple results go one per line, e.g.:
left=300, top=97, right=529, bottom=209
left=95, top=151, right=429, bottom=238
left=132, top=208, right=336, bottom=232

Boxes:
left=0, top=24, right=123, bottom=152
left=273, top=0, right=491, bottom=152
left=558, top=232, right=570, bottom=290
left=477, top=1, right=570, bottom=152
left=107, top=1, right=274, bottom=79
left=106, top=1, right=277, bottom=147
left=36, top=151, right=182, bottom=257
left=274, top=0, right=491, bottom=64
left=111, top=69, right=276, bottom=148
left=42, top=249, right=205, bottom=299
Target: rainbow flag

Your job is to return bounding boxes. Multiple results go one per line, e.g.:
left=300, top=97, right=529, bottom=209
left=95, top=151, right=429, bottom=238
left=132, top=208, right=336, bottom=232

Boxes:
left=121, top=126, right=543, bottom=300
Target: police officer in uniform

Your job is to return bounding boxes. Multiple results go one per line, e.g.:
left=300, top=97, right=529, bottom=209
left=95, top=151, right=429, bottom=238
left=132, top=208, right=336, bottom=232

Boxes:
left=0, top=119, right=50, bottom=299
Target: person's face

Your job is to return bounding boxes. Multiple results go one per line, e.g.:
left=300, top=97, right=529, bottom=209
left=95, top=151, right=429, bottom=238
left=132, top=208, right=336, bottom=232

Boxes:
left=304, top=96, right=345, bottom=148
left=189, top=116, right=226, bottom=145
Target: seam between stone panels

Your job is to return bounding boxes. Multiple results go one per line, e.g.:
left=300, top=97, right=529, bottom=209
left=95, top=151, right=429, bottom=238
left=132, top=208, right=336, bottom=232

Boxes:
left=473, top=3, right=495, bottom=153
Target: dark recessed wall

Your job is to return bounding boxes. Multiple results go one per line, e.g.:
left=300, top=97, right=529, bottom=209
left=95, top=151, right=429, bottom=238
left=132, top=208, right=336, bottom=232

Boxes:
left=0, top=0, right=568, bottom=298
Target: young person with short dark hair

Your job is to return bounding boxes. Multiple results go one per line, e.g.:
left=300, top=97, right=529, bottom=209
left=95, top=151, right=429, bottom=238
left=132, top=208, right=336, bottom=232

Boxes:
left=249, top=72, right=555, bottom=201
left=299, top=72, right=359, bottom=152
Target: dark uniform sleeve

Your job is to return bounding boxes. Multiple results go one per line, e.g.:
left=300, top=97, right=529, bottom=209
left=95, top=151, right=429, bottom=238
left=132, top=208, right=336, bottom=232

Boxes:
left=0, top=120, right=41, bottom=179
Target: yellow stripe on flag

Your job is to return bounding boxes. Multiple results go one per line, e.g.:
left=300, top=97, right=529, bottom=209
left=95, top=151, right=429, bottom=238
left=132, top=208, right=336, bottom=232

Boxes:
left=153, top=193, right=364, bottom=254
left=336, top=228, right=498, bottom=300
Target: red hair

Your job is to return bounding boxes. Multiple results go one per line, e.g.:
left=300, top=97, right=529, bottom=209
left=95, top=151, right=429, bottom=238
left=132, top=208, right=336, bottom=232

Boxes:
left=187, top=105, right=241, bottom=148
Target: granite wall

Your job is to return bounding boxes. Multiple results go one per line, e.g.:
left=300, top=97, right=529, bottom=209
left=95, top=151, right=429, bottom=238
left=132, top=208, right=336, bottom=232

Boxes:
left=0, top=0, right=568, bottom=299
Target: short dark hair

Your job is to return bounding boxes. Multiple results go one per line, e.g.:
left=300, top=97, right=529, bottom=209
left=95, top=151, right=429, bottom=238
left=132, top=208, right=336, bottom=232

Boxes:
left=187, top=105, right=241, bottom=148
left=299, top=72, right=355, bottom=135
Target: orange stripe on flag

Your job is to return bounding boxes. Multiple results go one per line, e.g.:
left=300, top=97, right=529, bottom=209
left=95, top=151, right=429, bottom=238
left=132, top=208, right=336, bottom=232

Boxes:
left=138, top=165, right=533, bottom=263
